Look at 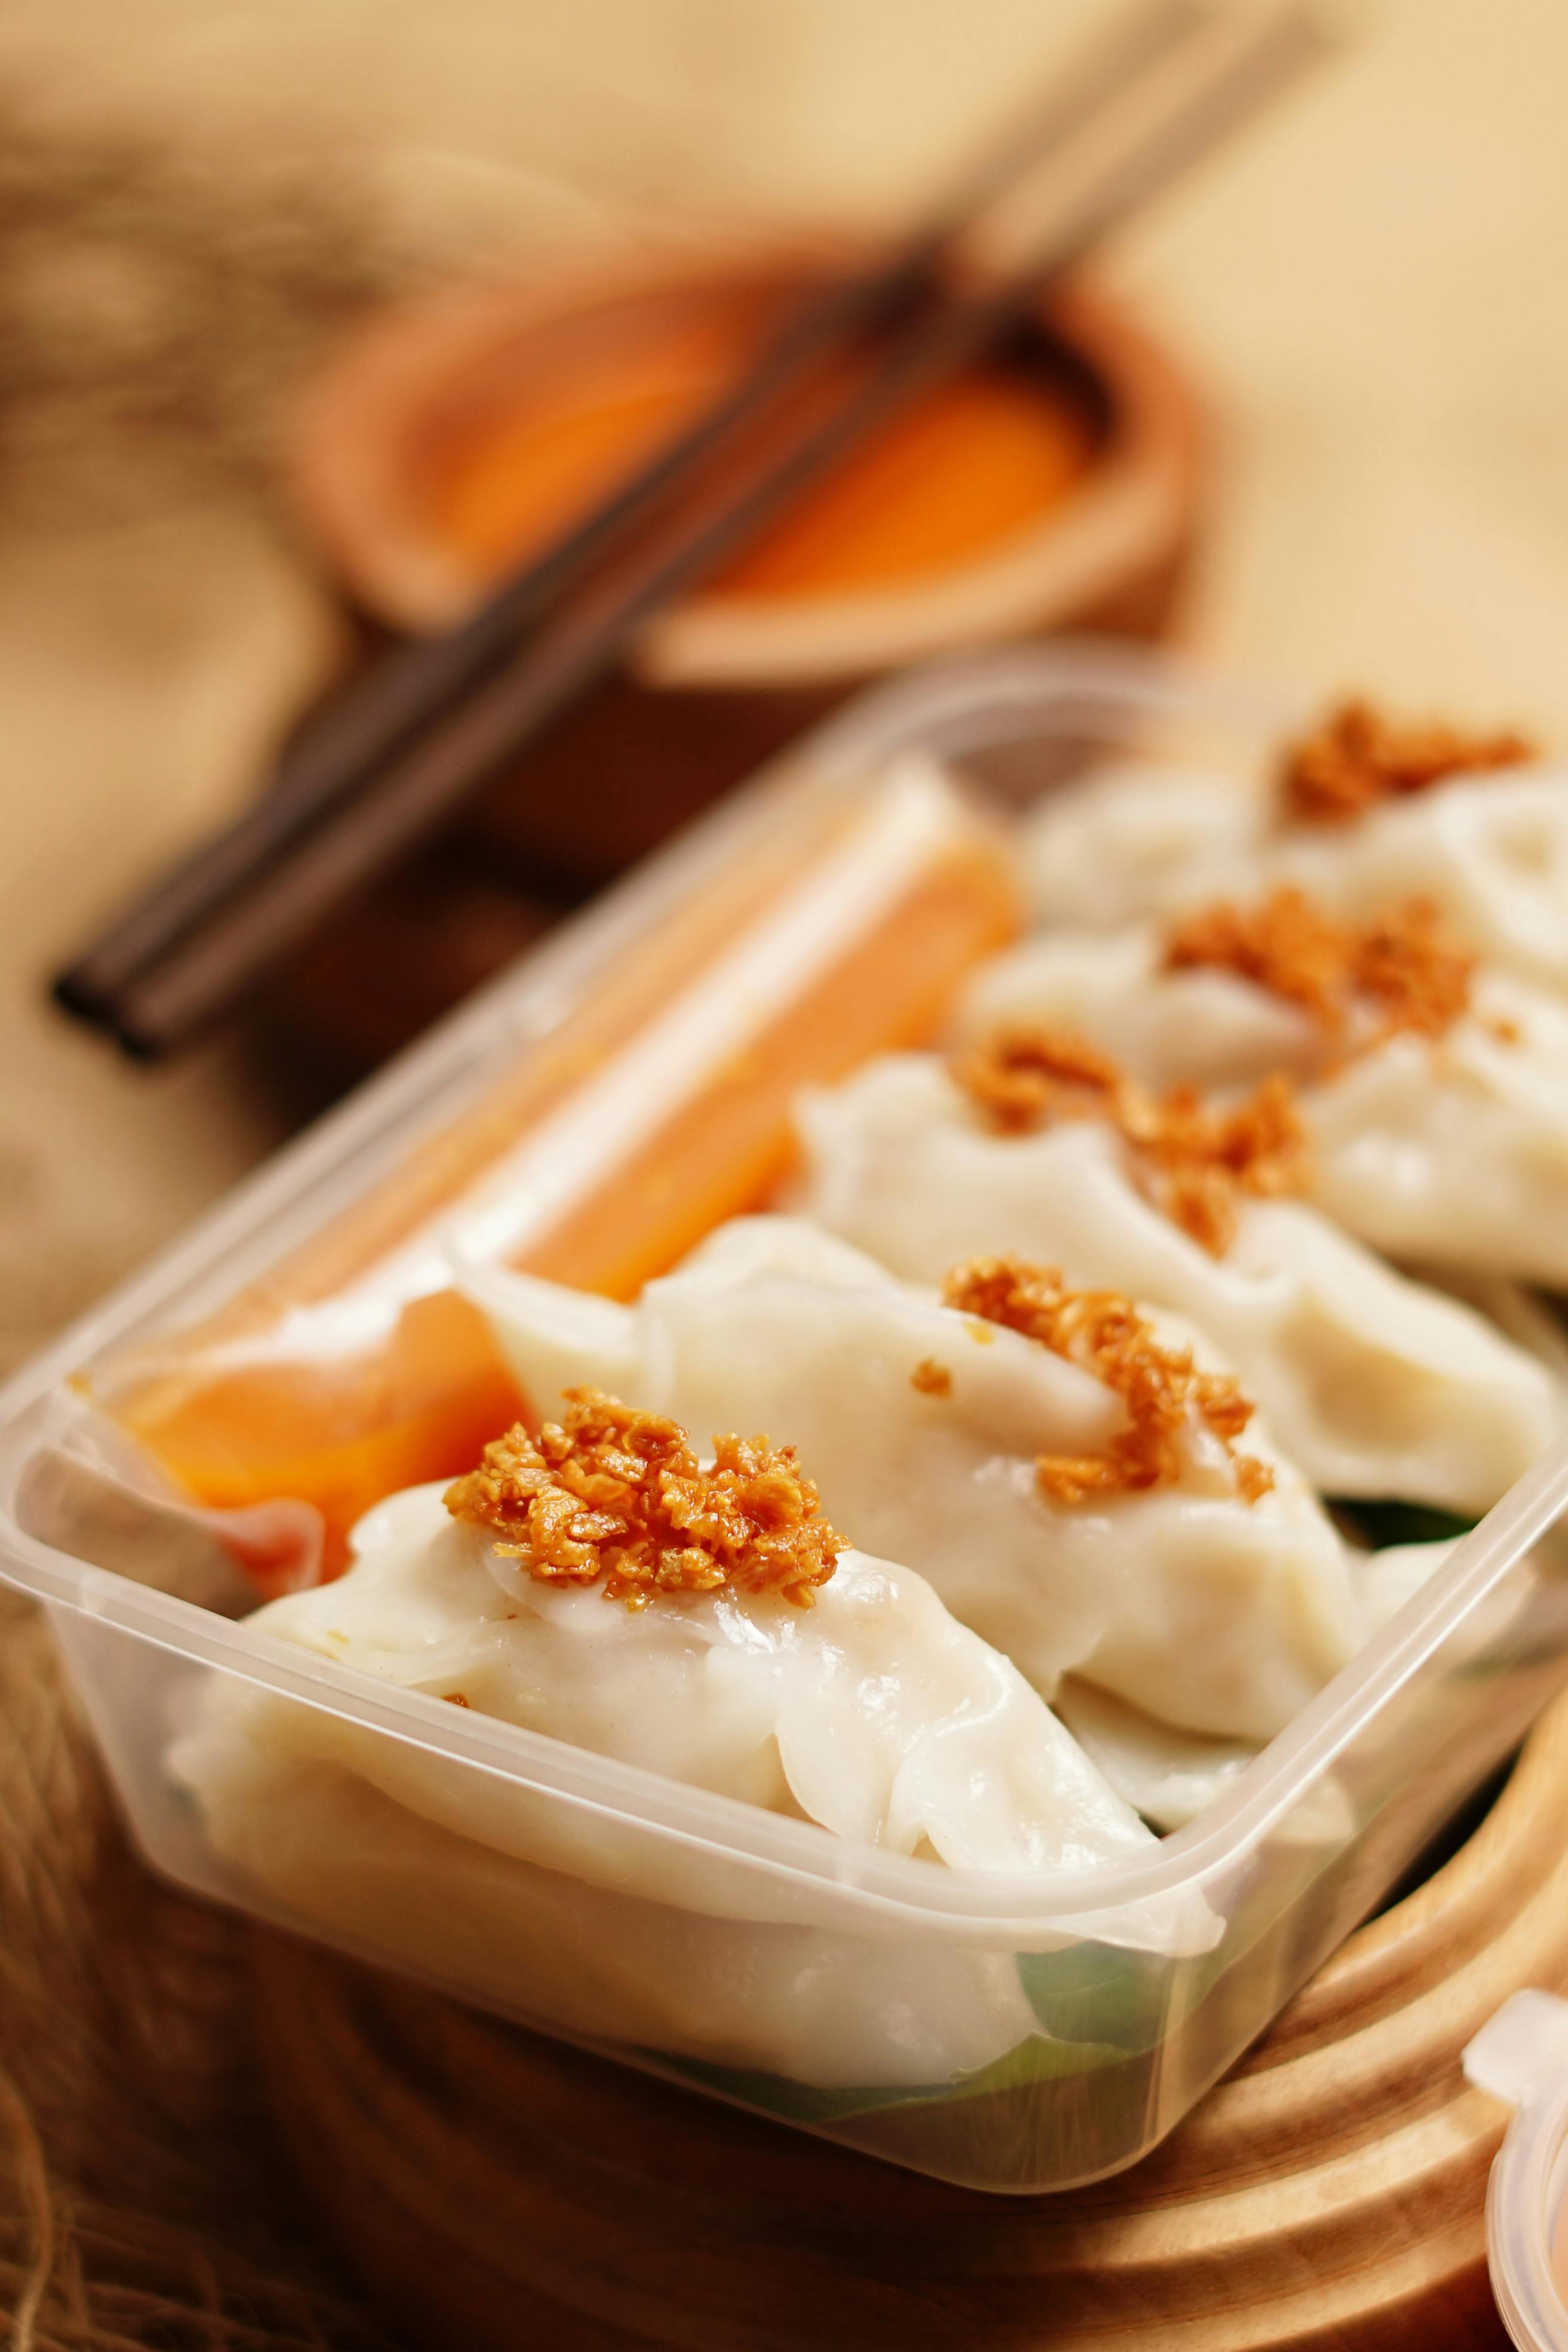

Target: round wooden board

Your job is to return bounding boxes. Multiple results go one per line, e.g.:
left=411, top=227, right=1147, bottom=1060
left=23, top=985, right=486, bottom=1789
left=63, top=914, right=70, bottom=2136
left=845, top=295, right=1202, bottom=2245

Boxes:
left=250, top=1695, right=1568, bottom=2352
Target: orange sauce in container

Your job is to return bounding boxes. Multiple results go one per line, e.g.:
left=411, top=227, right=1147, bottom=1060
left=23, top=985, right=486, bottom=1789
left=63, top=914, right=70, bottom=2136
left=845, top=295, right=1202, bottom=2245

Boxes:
left=109, top=764, right=1019, bottom=1567
left=425, top=288, right=1100, bottom=602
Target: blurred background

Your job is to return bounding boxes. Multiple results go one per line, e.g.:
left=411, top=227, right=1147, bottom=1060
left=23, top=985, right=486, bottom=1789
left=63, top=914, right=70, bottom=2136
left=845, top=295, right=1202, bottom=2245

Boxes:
left=5, top=0, right=1566, bottom=1383
left=1, top=4, right=1566, bottom=2342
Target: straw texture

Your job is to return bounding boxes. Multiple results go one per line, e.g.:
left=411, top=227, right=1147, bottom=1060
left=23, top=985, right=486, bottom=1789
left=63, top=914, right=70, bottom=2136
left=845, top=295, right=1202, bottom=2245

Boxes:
left=0, top=1587, right=386, bottom=2352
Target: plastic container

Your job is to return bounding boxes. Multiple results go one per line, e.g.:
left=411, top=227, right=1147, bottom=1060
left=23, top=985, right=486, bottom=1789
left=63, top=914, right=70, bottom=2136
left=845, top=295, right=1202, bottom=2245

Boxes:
left=1465, top=1990, right=1568, bottom=2350
left=4, top=641, right=1568, bottom=2195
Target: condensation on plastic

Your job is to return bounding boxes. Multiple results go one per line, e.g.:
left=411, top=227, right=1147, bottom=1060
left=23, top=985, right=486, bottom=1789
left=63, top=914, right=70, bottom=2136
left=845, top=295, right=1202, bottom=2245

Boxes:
left=4, top=641, right=1568, bottom=2194
left=1466, top=1991, right=1568, bottom=2350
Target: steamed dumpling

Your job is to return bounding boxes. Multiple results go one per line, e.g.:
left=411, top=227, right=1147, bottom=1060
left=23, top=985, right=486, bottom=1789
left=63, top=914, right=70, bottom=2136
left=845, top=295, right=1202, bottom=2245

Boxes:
left=960, top=926, right=1322, bottom=1093
left=794, top=1057, right=1557, bottom=1514
left=174, top=1473, right=1169, bottom=2089
left=957, top=923, right=1568, bottom=1286
left=1020, top=749, right=1568, bottom=997
left=466, top=1218, right=1361, bottom=1742
left=1268, top=771, right=1568, bottom=997
left=1304, top=990, right=1568, bottom=1282
left=180, top=1712, right=1049, bottom=2087
left=1050, top=1679, right=1256, bottom=1832
left=1021, top=758, right=1265, bottom=931
left=228, top=1479, right=1155, bottom=1876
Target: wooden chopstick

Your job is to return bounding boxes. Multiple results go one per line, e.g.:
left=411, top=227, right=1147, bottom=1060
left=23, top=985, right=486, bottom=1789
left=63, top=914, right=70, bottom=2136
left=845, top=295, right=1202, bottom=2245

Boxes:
left=60, top=1, right=1333, bottom=1058
left=54, top=0, right=1205, bottom=1030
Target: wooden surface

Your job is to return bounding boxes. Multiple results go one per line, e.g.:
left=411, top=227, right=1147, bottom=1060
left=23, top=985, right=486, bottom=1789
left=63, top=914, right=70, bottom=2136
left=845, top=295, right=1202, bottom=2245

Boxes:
left=247, top=1689, right=1568, bottom=2351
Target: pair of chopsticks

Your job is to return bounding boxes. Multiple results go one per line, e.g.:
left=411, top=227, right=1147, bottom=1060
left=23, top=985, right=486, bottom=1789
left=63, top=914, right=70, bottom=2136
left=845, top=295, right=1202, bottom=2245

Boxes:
left=56, top=0, right=1334, bottom=1059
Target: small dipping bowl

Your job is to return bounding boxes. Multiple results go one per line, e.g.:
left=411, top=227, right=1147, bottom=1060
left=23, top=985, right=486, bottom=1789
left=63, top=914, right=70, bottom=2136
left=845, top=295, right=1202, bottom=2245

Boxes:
left=290, top=235, right=1202, bottom=874
left=272, top=236, right=1202, bottom=1074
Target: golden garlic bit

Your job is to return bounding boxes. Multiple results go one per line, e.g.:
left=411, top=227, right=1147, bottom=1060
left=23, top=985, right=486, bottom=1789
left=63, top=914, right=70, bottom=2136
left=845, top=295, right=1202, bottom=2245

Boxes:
left=942, top=1257, right=1273, bottom=1508
left=951, top=1026, right=1306, bottom=1257
left=951, top=1027, right=1122, bottom=1135
left=1281, top=697, right=1532, bottom=825
left=1164, top=887, right=1475, bottom=1054
left=445, top=1386, right=843, bottom=1609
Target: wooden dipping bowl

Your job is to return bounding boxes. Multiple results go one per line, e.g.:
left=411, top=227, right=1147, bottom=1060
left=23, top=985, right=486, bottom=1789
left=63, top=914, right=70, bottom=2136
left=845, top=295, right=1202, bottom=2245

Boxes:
left=247, top=1686, right=1568, bottom=2350
left=271, top=242, right=1202, bottom=1074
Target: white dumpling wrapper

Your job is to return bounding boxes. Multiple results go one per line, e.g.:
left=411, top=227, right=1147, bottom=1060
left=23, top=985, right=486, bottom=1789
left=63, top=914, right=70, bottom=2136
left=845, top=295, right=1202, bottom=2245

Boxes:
left=1305, top=979, right=1568, bottom=1282
left=1267, top=771, right=1568, bottom=997
left=958, top=925, right=1324, bottom=1093
left=196, top=1722, right=1062, bottom=2088
left=1050, top=1679, right=1257, bottom=1832
left=958, top=925, right=1568, bottom=1287
left=200, top=1482, right=1156, bottom=1879
left=1352, top=1536, right=1461, bottom=1637
left=794, top=1058, right=1556, bottom=1515
left=1020, top=760, right=1266, bottom=932
left=173, top=1483, right=1187, bottom=2088
left=179, top=1714, right=1049, bottom=2087
left=1424, top=1273, right=1568, bottom=1388
left=1018, top=755, right=1568, bottom=999
left=466, top=1218, right=1359, bottom=1742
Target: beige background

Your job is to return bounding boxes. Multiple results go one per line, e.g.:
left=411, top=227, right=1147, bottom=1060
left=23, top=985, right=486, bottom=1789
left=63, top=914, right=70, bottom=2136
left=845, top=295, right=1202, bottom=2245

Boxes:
left=2, top=0, right=1566, bottom=1371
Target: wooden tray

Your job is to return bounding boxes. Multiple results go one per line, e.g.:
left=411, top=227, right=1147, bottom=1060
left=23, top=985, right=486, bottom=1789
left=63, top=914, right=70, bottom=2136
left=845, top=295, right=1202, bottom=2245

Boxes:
left=249, top=1691, right=1568, bottom=2350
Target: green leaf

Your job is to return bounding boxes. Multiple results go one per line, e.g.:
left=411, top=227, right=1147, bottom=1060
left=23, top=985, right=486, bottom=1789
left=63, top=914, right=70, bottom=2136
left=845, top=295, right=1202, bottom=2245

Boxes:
left=1330, top=1497, right=1479, bottom=1549
left=1016, top=1937, right=1175, bottom=2051
left=636, top=1933, right=1202, bottom=2127
left=641, top=2008, right=1131, bottom=2129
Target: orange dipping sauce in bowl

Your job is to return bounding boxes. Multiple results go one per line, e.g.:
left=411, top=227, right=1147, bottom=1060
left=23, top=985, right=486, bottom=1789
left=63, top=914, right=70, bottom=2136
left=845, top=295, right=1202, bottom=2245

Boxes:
left=420, top=278, right=1101, bottom=605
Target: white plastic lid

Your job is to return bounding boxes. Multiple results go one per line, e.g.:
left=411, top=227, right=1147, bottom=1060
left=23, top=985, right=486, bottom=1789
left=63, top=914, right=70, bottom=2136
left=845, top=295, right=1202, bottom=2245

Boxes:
left=1464, top=1991, right=1568, bottom=2350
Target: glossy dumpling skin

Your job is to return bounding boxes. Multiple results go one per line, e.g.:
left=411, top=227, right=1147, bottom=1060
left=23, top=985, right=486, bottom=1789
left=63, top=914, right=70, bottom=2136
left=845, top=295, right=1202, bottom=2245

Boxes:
left=1267, top=771, right=1568, bottom=997
left=794, top=1058, right=1557, bottom=1517
left=1019, top=760, right=1265, bottom=933
left=466, top=1218, right=1361, bottom=1743
left=1019, top=757, right=1568, bottom=997
left=210, top=1481, right=1156, bottom=1876
left=1058, top=1539, right=1463, bottom=1831
left=173, top=1483, right=1167, bottom=2088
left=1050, top=1679, right=1257, bottom=1833
left=1305, top=995, right=1568, bottom=1283
left=960, top=926, right=1322, bottom=1094
left=958, top=925, right=1568, bottom=1286
left=181, top=1710, right=1058, bottom=2087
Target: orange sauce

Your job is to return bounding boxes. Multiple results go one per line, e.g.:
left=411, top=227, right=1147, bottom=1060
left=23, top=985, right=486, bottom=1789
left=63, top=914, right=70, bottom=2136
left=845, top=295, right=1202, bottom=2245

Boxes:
left=121, top=1290, right=526, bottom=1568
left=116, top=821, right=1019, bottom=1569
left=430, top=301, right=1097, bottom=600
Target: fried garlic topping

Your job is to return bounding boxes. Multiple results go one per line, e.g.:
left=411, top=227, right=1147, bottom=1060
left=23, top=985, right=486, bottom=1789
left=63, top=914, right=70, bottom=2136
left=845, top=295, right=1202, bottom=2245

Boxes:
left=951, top=1027, right=1121, bottom=1135
left=1164, top=887, right=1475, bottom=1054
left=1120, top=1073, right=1304, bottom=1257
left=445, top=1387, right=843, bottom=1610
left=1281, top=699, right=1532, bottom=825
left=951, top=1027, right=1306, bottom=1257
left=944, top=1258, right=1272, bottom=1507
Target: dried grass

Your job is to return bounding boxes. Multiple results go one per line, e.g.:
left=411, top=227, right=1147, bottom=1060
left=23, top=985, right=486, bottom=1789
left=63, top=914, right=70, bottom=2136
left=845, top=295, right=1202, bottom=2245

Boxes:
left=0, top=1588, right=387, bottom=2350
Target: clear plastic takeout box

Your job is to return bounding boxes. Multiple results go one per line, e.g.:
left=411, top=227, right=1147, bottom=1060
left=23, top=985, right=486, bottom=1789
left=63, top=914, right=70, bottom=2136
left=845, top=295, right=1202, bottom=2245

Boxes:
left=4, top=641, right=1568, bottom=2195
